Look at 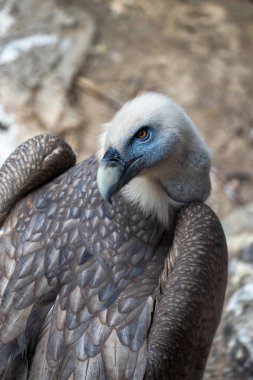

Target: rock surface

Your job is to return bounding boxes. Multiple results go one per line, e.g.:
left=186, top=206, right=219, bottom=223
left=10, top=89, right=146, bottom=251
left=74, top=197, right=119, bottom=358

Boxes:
left=219, top=204, right=253, bottom=378
left=0, top=0, right=95, bottom=149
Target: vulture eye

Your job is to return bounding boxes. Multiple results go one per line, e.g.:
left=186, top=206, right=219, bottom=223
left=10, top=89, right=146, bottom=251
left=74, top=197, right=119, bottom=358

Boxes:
left=135, top=127, right=150, bottom=141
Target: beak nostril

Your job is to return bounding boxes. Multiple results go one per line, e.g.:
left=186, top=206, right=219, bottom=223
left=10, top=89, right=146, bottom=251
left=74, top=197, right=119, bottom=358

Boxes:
left=102, top=147, right=125, bottom=167
left=109, top=158, right=121, bottom=163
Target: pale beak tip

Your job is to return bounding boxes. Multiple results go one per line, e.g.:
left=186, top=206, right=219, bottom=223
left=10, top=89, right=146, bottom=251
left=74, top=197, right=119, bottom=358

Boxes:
left=96, top=163, right=123, bottom=203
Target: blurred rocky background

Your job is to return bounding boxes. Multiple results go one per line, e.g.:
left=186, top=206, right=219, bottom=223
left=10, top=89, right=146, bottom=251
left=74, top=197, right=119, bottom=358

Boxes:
left=0, top=0, right=253, bottom=378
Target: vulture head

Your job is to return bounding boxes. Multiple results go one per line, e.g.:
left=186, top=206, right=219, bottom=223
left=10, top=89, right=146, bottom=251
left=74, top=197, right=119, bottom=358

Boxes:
left=97, top=92, right=211, bottom=225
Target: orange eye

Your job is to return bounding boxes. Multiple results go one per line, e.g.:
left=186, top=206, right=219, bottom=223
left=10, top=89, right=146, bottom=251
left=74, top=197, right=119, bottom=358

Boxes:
left=136, top=128, right=149, bottom=140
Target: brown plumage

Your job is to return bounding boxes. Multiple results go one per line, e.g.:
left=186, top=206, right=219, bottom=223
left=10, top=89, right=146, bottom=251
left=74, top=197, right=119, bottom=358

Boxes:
left=0, top=134, right=76, bottom=227
left=0, top=94, right=227, bottom=380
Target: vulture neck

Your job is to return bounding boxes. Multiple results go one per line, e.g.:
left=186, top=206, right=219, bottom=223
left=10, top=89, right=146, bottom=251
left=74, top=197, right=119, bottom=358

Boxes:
left=121, top=176, right=182, bottom=228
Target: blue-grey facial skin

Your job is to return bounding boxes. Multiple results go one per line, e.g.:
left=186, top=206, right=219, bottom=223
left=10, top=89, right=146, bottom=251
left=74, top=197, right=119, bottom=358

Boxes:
left=97, top=126, right=181, bottom=203
left=127, top=127, right=180, bottom=170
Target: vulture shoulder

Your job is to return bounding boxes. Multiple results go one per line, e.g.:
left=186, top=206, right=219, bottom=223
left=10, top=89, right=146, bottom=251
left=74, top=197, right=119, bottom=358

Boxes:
left=0, top=131, right=227, bottom=380
left=0, top=133, right=76, bottom=226
left=146, top=202, right=228, bottom=379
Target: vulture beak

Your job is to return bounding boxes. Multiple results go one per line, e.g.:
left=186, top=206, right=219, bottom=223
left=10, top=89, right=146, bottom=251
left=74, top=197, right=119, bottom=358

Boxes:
left=97, top=147, right=142, bottom=203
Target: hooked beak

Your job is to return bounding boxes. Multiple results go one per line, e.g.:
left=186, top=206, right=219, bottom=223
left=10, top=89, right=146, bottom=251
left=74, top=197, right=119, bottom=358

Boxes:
left=97, top=147, right=142, bottom=203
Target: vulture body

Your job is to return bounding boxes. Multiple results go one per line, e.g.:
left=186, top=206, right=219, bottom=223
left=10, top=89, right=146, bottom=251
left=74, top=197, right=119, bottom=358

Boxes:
left=0, top=93, right=227, bottom=380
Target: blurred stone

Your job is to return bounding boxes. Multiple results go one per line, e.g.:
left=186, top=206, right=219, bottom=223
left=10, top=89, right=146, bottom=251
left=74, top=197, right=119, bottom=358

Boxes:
left=109, top=0, right=134, bottom=16
left=239, top=241, right=253, bottom=263
left=223, top=282, right=253, bottom=376
left=0, top=4, right=15, bottom=37
left=222, top=203, right=253, bottom=257
left=91, top=44, right=107, bottom=55
left=229, top=258, right=253, bottom=290
left=0, top=105, right=17, bottom=165
left=0, top=124, right=18, bottom=165
left=250, top=128, right=253, bottom=143
left=0, top=0, right=95, bottom=144
left=221, top=203, right=253, bottom=377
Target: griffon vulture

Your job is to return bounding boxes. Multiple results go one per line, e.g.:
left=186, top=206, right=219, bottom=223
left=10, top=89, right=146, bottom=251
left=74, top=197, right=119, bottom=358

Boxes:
left=0, top=93, right=227, bottom=380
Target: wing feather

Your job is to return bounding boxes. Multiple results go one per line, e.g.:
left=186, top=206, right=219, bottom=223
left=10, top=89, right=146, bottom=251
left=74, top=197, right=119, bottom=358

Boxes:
left=146, top=203, right=228, bottom=380
left=0, top=134, right=76, bottom=226
left=0, top=148, right=167, bottom=378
